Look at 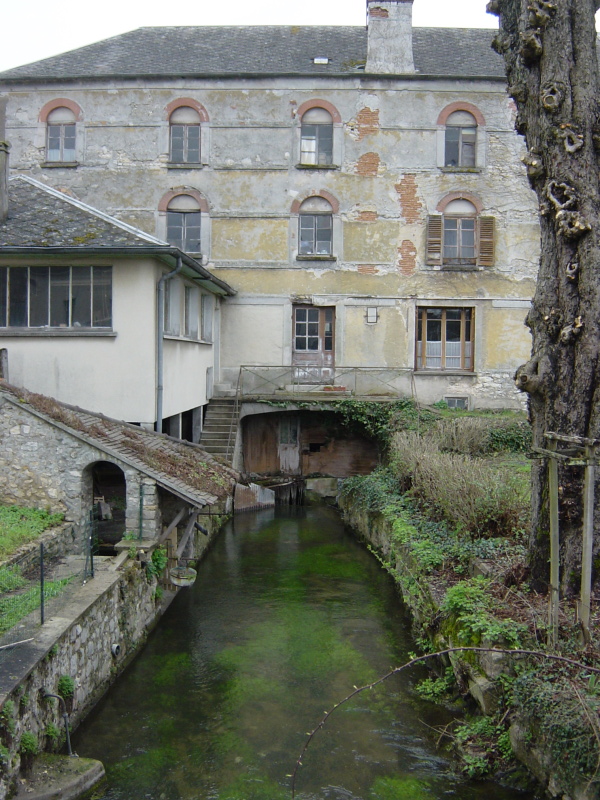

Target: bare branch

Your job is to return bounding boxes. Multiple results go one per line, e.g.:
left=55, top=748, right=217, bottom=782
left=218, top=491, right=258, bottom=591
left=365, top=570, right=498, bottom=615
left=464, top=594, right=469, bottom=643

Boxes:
left=290, top=646, right=600, bottom=798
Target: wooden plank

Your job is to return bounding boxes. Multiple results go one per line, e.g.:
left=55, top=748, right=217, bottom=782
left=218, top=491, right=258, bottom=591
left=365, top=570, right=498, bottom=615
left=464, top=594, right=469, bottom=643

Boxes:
left=157, top=506, right=187, bottom=545
left=175, top=510, right=200, bottom=559
left=548, top=439, right=560, bottom=649
left=545, top=431, right=600, bottom=446
left=580, top=445, right=595, bottom=642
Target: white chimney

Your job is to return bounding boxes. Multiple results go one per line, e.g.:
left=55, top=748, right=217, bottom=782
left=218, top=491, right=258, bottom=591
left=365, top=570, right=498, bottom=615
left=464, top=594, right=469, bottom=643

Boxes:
left=366, top=0, right=415, bottom=75
left=0, top=97, right=8, bottom=223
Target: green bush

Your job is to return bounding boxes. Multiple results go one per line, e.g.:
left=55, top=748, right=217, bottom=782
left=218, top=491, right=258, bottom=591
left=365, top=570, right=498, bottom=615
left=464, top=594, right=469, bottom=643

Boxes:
left=57, top=675, right=75, bottom=699
left=19, top=731, right=38, bottom=756
left=146, top=546, right=168, bottom=580
left=442, top=577, right=526, bottom=647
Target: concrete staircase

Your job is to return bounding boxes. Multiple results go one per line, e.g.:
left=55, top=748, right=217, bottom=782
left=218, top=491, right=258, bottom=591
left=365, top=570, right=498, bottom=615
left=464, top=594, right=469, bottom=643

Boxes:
left=200, top=398, right=239, bottom=462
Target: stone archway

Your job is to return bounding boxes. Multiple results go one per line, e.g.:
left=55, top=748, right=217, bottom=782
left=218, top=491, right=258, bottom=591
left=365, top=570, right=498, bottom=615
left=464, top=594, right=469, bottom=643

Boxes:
left=82, top=461, right=127, bottom=553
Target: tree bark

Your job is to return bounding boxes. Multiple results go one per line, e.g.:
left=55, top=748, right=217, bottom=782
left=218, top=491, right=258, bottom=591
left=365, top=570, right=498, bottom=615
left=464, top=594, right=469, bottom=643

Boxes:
left=491, top=0, right=600, bottom=591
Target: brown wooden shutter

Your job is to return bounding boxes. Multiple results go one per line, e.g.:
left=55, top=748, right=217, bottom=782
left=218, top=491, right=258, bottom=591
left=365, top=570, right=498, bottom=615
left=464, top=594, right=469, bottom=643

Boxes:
left=425, top=215, right=443, bottom=266
left=477, top=216, right=495, bottom=267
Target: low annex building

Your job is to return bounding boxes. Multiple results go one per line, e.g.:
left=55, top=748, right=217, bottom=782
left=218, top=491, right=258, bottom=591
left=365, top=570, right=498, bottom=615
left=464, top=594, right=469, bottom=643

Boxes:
left=0, top=382, right=237, bottom=545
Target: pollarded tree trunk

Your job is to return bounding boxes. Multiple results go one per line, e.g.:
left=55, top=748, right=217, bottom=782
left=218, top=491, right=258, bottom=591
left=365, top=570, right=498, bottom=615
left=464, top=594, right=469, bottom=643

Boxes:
left=490, top=0, right=600, bottom=591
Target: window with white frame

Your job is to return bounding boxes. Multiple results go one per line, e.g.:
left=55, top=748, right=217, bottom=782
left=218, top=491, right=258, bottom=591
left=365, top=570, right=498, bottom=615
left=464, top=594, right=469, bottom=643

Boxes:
left=0, top=266, right=112, bottom=328
left=46, top=107, right=77, bottom=163
left=184, top=285, right=200, bottom=338
left=426, top=199, right=494, bottom=268
left=169, top=106, right=201, bottom=164
left=445, top=111, right=477, bottom=168
left=166, top=195, right=202, bottom=252
left=300, top=107, right=334, bottom=166
left=416, top=307, right=473, bottom=371
left=298, top=196, right=333, bottom=256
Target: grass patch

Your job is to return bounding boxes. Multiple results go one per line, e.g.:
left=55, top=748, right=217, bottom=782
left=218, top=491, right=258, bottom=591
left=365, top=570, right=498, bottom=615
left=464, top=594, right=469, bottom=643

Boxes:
left=0, top=505, right=64, bottom=559
left=0, top=577, right=73, bottom=635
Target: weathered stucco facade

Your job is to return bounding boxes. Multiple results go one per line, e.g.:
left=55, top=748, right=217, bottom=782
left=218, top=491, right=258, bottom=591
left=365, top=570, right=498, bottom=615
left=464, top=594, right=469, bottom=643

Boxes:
left=0, top=1, right=539, bottom=411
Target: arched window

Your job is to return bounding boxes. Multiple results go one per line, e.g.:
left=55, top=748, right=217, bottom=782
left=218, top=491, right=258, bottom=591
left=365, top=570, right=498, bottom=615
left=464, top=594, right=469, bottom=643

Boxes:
left=46, top=106, right=77, bottom=163
left=426, top=195, right=495, bottom=268
left=169, top=106, right=201, bottom=164
left=299, top=196, right=333, bottom=256
left=300, top=107, right=334, bottom=166
left=445, top=110, right=477, bottom=168
left=166, top=195, right=202, bottom=252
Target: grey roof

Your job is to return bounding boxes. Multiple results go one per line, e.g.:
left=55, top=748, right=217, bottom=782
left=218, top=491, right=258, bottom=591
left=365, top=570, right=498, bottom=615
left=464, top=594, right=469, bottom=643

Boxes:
left=0, top=382, right=238, bottom=507
left=0, top=26, right=505, bottom=82
left=0, top=176, right=167, bottom=248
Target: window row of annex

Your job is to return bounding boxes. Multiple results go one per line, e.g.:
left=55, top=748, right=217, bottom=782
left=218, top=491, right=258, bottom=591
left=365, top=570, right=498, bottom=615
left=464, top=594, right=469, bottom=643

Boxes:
left=0, top=0, right=539, bottom=420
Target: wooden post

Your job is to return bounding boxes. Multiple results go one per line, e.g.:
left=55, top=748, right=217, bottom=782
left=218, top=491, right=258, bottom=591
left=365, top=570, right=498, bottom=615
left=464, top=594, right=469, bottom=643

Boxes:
left=580, top=444, right=595, bottom=642
left=547, top=438, right=560, bottom=648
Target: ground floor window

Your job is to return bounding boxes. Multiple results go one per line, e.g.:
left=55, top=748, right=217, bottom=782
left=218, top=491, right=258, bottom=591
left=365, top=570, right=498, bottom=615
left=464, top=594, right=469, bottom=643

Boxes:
left=416, top=307, right=473, bottom=370
left=0, top=266, right=112, bottom=329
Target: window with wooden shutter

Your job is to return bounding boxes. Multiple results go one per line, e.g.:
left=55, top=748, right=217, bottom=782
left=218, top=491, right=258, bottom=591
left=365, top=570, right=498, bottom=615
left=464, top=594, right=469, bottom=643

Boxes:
left=426, top=215, right=443, bottom=265
left=477, top=216, right=495, bottom=267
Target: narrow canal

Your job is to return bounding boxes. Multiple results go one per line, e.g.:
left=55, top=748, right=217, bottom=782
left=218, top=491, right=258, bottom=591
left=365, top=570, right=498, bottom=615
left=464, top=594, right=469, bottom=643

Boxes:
left=74, top=505, right=534, bottom=800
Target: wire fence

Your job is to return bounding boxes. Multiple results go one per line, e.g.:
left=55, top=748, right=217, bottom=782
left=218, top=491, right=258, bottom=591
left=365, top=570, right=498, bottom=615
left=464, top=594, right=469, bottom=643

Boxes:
left=0, top=521, right=95, bottom=661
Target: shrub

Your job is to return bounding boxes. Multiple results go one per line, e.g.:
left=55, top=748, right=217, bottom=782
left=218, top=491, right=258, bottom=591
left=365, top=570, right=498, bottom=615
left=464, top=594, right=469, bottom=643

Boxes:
left=57, top=675, right=75, bottom=699
left=19, top=731, right=38, bottom=756
left=390, top=432, right=529, bottom=537
left=442, top=577, right=526, bottom=647
left=146, top=546, right=168, bottom=580
left=433, top=416, right=531, bottom=456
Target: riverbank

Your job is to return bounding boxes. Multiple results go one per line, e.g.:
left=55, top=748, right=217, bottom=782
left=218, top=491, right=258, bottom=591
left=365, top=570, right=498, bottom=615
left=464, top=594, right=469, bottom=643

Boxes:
left=338, top=485, right=599, bottom=800
left=0, top=512, right=226, bottom=800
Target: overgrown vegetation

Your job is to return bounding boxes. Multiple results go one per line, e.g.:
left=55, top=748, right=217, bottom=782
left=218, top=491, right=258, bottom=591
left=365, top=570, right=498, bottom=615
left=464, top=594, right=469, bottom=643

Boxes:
left=0, top=576, right=73, bottom=635
left=338, top=403, right=599, bottom=792
left=0, top=505, right=64, bottom=559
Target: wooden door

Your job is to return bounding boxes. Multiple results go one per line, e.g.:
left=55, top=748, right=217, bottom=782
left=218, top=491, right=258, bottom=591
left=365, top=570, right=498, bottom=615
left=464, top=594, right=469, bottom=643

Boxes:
left=292, top=306, right=335, bottom=383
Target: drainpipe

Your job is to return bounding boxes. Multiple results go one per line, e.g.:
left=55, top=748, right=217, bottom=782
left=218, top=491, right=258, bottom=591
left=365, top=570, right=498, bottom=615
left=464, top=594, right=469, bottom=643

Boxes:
left=156, top=256, right=183, bottom=433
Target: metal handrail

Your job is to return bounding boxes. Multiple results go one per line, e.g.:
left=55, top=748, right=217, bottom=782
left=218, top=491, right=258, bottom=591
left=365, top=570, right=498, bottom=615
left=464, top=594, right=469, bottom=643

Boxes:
left=236, top=365, right=414, bottom=398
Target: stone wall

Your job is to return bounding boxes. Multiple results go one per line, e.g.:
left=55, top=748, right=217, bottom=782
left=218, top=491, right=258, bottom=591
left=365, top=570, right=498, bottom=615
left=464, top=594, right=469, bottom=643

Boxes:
left=0, top=511, right=225, bottom=800
left=0, top=397, right=161, bottom=538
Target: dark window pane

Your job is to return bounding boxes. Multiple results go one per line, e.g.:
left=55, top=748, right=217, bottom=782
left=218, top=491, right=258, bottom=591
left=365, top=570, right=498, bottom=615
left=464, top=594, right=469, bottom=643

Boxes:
left=307, top=337, right=319, bottom=350
left=167, top=212, right=185, bottom=248
left=50, top=267, right=70, bottom=327
left=0, top=267, right=6, bottom=326
left=71, top=266, right=91, bottom=327
left=63, top=125, right=76, bottom=160
left=446, top=320, right=462, bottom=341
left=426, top=320, right=442, bottom=341
left=445, top=127, right=460, bottom=166
left=9, top=269, right=27, bottom=326
left=295, top=337, right=305, bottom=350
left=186, top=126, right=201, bottom=162
left=316, top=124, right=333, bottom=163
left=296, top=309, right=306, bottom=322
left=170, top=126, right=185, bottom=162
left=29, top=267, right=49, bottom=326
left=93, top=267, right=112, bottom=327
left=183, top=212, right=201, bottom=251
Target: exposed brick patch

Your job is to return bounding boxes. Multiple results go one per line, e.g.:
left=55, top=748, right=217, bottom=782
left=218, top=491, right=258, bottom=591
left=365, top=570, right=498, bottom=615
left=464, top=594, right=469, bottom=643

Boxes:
left=394, top=175, right=423, bottom=224
left=356, top=152, right=380, bottom=177
left=370, top=6, right=389, bottom=17
left=357, top=210, right=378, bottom=222
left=397, top=240, right=417, bottom=276
left=356, top=108, right=380, bottom=140
left=357, top=264, right=379, bottom=274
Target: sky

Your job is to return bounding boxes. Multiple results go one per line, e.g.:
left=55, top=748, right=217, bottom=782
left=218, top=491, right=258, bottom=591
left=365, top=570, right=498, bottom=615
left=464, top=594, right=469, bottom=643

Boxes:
left=0, top=0, right=499, bottom=73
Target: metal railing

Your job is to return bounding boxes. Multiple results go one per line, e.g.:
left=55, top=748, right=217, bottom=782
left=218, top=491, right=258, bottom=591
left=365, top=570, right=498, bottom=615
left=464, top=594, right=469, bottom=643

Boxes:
left=237, top=365, right=414, bottom=399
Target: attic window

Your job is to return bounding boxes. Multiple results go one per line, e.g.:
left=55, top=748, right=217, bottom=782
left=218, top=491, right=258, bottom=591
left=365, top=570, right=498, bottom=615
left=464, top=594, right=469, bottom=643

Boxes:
left=313, top=57, right=330, bottom=65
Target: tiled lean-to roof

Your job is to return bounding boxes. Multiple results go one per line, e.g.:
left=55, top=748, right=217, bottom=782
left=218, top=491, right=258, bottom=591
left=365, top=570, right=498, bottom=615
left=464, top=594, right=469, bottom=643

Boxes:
left=0, top=176, right=167, bottom=249
left=0, top=26, right=505, bottom=81
left=0, top=383, right=238, bottom=507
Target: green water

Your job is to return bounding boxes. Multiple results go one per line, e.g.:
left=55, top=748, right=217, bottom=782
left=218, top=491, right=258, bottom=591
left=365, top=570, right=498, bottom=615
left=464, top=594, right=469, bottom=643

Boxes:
left=74, top=505, right=534, bottom=800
